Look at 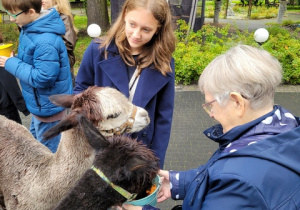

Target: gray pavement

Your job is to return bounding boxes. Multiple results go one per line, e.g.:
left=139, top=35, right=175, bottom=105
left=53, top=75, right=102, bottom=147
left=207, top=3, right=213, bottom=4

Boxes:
left=19, top=86, right=300, bottom=209
left=205, top=11, right=300, bottom=32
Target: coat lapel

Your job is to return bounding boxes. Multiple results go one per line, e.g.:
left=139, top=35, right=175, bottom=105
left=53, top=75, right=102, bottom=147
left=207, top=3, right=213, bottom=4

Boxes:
left=133, top=68, right=172, bottom=107
left=99, top=42, right=173, bottom=108
left=99, top=56, right=130, bottom=97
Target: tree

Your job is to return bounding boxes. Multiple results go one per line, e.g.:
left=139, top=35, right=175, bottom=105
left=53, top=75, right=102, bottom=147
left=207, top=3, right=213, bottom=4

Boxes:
left=247, top=0, right=253, bottom=18
left=86, top=0, right=110, bottom=32
left=277, top=0, right=287, bottom=23
left=214, top=0, right=222, bottom=24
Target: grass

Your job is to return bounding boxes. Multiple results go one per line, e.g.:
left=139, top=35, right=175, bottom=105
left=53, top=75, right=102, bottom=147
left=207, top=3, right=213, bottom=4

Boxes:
left=73, top=15, right=90, bottom=72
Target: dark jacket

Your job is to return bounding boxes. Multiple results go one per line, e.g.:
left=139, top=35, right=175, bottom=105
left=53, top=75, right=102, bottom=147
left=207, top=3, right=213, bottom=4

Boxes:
left=174, top=105, right=300, bottom=209
left=74, top=40, right=175, bottom=168
left=5, top=9, right=73, bottom=117
left=0, top=67, right=29, bottom=123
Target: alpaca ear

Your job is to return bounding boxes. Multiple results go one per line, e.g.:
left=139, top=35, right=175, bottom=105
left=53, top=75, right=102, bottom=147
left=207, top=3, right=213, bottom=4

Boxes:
left=77, top=115, right=109, bottom=151
left=43, top=113, right=78, bottom=140
left=49, top=94, right=74, bottom=108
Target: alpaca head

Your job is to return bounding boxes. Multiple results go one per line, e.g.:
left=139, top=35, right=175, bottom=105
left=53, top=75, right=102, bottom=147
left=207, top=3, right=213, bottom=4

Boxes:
left=43, top=86, right=150, bottom=139
left=78, top=114, right=159, bottom=203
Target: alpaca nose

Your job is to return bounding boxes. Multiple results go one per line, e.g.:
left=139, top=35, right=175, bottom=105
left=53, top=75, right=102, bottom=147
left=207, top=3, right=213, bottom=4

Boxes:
left=138, top=109, right=150, bottom=124
left=142, top=111, right=150, bottom=124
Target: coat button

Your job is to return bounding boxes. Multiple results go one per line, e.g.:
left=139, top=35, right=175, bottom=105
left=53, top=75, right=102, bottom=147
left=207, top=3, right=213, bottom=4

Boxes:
left=142, top=133, right=147, bottom=137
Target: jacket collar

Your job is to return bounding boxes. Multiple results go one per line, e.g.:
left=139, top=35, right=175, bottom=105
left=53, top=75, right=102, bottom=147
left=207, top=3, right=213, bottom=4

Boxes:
left=203, top=106, right=277, bottom=148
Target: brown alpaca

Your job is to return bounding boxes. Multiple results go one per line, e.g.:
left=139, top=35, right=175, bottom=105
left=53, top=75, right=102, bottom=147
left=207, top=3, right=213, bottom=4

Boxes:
left=0, top=86, right=150, bottom=210
left=54, top=115, right=159, bottom=210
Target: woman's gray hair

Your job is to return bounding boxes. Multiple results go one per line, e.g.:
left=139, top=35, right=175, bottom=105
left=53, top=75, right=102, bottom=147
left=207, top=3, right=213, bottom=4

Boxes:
left=198, top=44, right=282, bottom=110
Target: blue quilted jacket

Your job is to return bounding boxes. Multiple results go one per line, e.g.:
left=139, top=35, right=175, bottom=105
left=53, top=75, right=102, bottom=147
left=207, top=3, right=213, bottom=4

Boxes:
left=5, top=9, right=73, bottom=117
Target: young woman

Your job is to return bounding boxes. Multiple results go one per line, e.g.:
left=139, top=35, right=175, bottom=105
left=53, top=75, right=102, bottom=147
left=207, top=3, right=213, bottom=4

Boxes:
left=42, top=0, right=78, bottom=85
left=74, top=0, right=176, bottom=168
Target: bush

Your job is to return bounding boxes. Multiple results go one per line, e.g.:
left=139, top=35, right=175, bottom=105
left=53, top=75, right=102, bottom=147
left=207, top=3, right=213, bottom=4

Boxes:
left=1, top=13, right=300, bottom=85
left=0, top=23, right=20, bottom=52
left=173, top=20, right=300, bottom=85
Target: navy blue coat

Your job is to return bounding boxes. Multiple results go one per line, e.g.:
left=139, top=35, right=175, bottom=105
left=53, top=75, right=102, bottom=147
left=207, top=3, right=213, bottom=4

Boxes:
left=177, top=106, right=300, bottom=209
left=74, top=40, right=175, bottom=168
left=5, top=9, right=73, bottom=117
left=143, top=106, right=300, bottom=210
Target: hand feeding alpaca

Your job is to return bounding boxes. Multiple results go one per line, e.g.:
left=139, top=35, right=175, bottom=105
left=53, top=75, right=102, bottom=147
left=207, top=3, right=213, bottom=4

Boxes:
left=0, top=86, right=150, bottom=210
left=54, top=115, right=159, bottom=210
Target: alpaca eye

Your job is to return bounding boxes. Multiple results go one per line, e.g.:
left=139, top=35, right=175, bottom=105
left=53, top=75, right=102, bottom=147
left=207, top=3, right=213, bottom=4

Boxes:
left=107, top=112, right=121, bottom=119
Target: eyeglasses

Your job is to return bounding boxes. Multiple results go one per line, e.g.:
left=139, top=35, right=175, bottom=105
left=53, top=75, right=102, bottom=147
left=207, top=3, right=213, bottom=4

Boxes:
left=202, top=99, right=216, bottom=114
left=5, top=9, right=28, bottom=19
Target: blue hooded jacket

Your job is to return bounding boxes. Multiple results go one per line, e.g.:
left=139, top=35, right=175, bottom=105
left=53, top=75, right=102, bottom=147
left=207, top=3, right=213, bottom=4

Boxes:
left=144, top=106, right=300, bottom=209
left=5, top=9, right=73, bottom=117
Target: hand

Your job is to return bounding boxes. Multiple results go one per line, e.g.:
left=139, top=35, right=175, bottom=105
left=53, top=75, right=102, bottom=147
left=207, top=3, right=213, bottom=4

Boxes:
left=157, top=170, right=171, bottom=203
left=0, top=51, right=14, bottom=67
left=0, top=56, right=9, bottom=67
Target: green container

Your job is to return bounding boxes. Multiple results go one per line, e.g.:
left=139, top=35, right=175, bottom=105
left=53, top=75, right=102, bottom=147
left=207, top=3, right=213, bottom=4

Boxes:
left=126, top=175, right=161, bottom=207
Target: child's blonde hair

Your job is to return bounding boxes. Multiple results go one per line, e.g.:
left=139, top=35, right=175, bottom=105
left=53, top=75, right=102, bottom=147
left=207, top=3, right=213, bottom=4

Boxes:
left=101, top=0, right=176, bottom=75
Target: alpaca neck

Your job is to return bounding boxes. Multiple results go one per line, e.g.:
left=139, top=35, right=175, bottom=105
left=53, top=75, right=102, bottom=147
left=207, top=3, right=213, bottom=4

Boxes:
left=55, top=128, right=94, bottom=161
left=55, top=170, right=126, bottom=210
left=49, top=128, right=95, bottom=197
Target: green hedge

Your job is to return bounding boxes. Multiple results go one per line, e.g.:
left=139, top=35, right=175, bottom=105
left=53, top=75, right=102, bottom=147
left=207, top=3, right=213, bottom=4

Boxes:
left=1, top=18, right=300, bottom=85
left=174, top=20, right=300, bottom=85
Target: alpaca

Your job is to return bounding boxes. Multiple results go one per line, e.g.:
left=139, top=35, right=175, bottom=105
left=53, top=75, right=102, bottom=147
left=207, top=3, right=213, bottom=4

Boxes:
left=0, top=86, right=150, bottom=210
left=54, top=115, right=159, bottom=210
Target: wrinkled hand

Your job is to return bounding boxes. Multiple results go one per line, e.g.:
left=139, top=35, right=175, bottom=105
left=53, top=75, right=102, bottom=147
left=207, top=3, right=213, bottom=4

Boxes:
left=157, top=170, right=171, bottom=203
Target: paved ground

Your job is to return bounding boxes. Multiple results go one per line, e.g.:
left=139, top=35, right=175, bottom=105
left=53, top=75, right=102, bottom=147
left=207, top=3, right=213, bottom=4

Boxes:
left=205, top=11, right=300, bottom=32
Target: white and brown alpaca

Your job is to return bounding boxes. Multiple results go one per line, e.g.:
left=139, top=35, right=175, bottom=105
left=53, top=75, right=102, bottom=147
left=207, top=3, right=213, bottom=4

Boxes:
left=0, top=86, right=150, bottom=210
left=54, top=115, right=159, bottom=210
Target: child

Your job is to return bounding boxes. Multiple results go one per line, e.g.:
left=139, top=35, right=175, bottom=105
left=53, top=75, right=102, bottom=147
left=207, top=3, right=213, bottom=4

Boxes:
left=42, top=0, right=78, bottom=86
left=0, top=0, right=73, bottom=153
left=74, top=0, right=176, bottom=168
left=0, top=32, right=29, bottom=124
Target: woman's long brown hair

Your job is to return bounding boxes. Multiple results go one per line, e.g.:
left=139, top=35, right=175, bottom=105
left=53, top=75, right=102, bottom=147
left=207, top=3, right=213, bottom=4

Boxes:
left=100, top=0, right=176, bottom=76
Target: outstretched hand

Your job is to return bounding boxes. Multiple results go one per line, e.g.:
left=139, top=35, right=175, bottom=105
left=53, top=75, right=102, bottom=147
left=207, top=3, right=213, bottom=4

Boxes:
left=157, top=170, right=171, bottom=203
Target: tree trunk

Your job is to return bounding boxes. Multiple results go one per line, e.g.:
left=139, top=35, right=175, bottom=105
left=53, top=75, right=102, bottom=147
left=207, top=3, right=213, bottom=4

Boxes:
left=225, top=0, right=229, bottom=18
left=87, top=0, right=110, bottom=32
left=277, top=0, right=287, bottom=23
left=247, top=0, right=253, bottom=18
left=110, top=0, right=125, bottom=24
left=214, top=0, right=222, bottom=24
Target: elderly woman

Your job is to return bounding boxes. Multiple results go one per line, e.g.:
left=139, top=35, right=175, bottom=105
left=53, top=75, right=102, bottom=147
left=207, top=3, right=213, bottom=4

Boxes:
left=123, top=45, right=300, bottom=209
